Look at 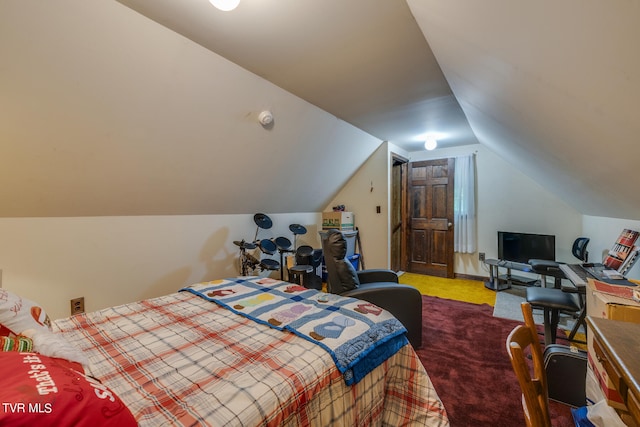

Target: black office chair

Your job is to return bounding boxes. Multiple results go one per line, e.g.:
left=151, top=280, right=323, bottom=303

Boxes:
left=528, top=237, right=590, bottom=289
left=526, top=237, right=590, bottom=346
left=572, top=237, right=590, bottom=263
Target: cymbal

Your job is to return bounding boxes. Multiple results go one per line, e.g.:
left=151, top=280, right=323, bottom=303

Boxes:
left=254, top=213, right=273, bottom=229
left=234, top=240, right=256, bottom=250
left=289, top=223, right=307, bottom=235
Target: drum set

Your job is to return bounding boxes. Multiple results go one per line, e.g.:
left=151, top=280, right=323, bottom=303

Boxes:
left=234, top=213, right=309, bottom=281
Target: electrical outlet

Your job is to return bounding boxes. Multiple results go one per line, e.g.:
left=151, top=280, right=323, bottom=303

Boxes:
left=479, top=252, right=485, bottom=262
left=70, top=297, right=85, bottom=316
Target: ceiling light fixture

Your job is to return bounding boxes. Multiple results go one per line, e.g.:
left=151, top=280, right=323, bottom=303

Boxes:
left=209, top=0, right=240, bottom=11
left=424, top=136, right=438, bottom=151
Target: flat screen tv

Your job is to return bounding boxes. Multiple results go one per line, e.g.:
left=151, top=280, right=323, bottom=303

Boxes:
left=498, top=231, right=556, bottom=264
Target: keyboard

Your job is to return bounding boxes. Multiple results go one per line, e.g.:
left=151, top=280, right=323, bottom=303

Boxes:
left=560, top=264, right=588, bottom=287
left=560, top=263, right=635, bottom=287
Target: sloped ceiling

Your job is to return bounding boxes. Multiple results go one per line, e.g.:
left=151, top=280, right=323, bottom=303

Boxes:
left=115, top=0, right=478, bottom=152
left=0, top=1, right=383, bottom=217
left=1, top=0, right=639, bottom=220
left=407, top=0, right=640, bottom=220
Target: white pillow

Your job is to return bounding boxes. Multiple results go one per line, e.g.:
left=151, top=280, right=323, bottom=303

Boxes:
left=0, top=289, right=52, bottom=336
left=21, top=328, right=89, bottom=367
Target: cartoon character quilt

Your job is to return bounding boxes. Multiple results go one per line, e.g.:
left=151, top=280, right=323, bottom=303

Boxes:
left=181, top=277, right=409, bottom=385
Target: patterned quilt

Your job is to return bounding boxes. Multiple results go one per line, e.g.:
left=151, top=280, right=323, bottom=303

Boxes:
left=54, top=286, right=449, bottom=427
left=181, top=277, right=408, bottom=385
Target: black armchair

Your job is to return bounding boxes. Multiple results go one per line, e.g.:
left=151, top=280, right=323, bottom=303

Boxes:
left=320, top=229, right=423, bottom=348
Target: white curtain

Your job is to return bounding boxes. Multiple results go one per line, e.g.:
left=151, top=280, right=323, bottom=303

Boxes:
left=454, top=154, right=477, bottom=253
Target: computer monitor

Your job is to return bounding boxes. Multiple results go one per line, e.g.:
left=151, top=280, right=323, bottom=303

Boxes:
left=498, top=231, right=555, bottom=264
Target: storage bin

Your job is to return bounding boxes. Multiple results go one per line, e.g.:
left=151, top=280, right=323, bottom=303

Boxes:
left=319, top=230, right=357, bottom=257
left=348, top=254, right=360, bottom=270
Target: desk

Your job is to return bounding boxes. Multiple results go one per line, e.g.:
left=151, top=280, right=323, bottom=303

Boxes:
left=484, top=259, right=537, bottom=291
left=587, top=316, right=640, bottom=425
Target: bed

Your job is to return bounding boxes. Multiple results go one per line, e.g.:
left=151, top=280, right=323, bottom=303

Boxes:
left=1, top=278, right=449, bottom=426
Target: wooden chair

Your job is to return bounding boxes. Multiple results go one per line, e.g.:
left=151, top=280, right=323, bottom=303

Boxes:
left=506, top=302, right=551, bottom=427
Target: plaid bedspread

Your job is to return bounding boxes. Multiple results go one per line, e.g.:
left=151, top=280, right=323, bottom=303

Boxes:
left=54, top=289, right=449, bottom=427
left=181, top=278, right=408, bottom=385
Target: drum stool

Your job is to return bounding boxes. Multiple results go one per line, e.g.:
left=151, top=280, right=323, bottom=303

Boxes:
left=288, top=264, right=313, bottom=288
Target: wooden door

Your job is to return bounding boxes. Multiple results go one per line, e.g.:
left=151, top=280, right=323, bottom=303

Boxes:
left=407, top=158, right=455, bottom=278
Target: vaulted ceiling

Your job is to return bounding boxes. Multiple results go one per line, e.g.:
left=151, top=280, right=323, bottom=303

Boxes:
left=108, top=0, right=640, bottom=219
left=2, top=1, right=639, bottom=220
left=115, top=0, right=478, bottom=152
left=408, top=0, right=640, bottom=220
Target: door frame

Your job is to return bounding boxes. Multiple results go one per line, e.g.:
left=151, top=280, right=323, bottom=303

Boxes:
left=390, top=154, right=409, bottom=272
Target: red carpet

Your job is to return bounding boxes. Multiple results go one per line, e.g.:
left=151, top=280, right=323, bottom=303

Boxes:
left=417, top=295, right=575, bottom=427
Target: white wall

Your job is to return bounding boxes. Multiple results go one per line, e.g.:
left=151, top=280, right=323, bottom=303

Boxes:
left=583, top=215, right=640, bottom=280
left=295, top=142, right=640, bottom=287
left=3, top=156, right=637, bottom=322
left=0, top=213, right=320, bottom=320
left=409, top=143, right=583, bottom=278
left=322, top=142, right=586, bottom=277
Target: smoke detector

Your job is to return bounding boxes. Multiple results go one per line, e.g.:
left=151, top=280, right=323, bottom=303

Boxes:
left=258, top=110, right=274, bottom=126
